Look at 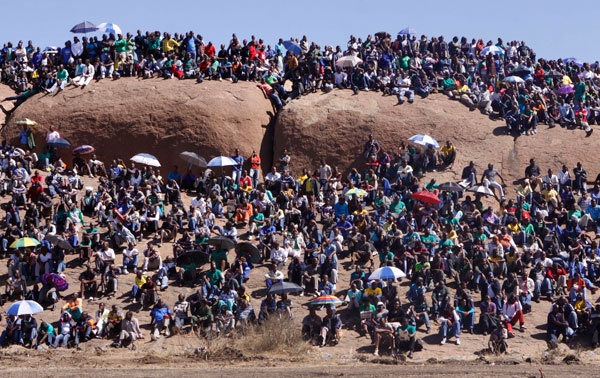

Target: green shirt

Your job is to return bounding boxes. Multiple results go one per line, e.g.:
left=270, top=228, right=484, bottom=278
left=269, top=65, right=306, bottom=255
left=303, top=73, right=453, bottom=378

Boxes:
left=390, top=200, right=406, bottom=214
left=57, top=69, right=69, bottom=81
left=250, top=213, right=265, bottom=224
left=206, top=269, right=222, bottom=287
left=115, top=39, right=127, bottom=53
left=522, top=223, right=535, bottom=235
left=442, top=77, right=456, bottom=89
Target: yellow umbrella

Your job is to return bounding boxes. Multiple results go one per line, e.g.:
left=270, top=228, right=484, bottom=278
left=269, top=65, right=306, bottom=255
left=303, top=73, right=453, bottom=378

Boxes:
left=10, top=237, right=41, bottom=249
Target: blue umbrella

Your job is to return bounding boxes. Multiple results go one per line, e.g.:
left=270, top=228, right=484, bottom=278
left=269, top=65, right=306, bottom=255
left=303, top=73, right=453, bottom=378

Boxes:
left=7, top=300, right=44, bottom=315
left=283, top=40, right=302, bottom=56
left=47, top=137, right=71, bottom=148
left=563, top=57, right=583, bottom=67
left=368, top=266, right=406, bottom=281
left=70, top=21, right=98, bottom=34
left=398, top=27, right=417, bottom=36
left=72, top=144, right=95, bottom=155
left=409, top=134, right=440, bottom=148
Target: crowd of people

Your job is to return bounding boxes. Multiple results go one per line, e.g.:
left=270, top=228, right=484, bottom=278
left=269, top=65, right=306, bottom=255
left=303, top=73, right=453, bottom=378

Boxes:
left=2, top=30, right=600, bottom=134
left=1, top=28, right=600, bottom=359
left=0, top=122, right=599, bottom=359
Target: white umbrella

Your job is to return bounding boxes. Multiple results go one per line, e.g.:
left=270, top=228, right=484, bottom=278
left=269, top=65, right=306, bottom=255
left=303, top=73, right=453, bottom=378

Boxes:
left=408, top=134, right=440, bottom=148
left=368, top=266, right=406, bottom=281
left=503, top=75, right=525, bottom=84
left=130, top=153, right=161, bottom=167
left=467, top=185, right=495, bottom=196
left=180, top=151, right=207, bottom=168
left=207, top=156, right=237, bottom=167
left=480, top=45, right=504, bottom=56
left=335, top=55, right=363, bottom=68
left=7, top=300, right=44, bottom=316
left=15, top=118, right=37, bottom=126
left=97, top=22, right=123, bottom=36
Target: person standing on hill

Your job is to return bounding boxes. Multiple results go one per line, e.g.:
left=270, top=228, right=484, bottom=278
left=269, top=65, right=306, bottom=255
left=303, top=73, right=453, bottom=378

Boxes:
left=249, top=150, right=261, bottom=188
left=231, top=148, right=244, bottom=187
left=481, top=163, right=506, bottom=200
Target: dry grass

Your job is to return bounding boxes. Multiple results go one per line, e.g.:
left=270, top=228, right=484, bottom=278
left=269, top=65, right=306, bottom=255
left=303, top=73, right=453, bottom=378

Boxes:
left=240, top=317, right=309, bottom=357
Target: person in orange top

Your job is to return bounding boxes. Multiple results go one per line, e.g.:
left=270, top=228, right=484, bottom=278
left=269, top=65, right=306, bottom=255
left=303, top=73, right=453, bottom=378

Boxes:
left=63, top=292, right=84, bottom=320
left=234, top=198, right=253, bottom=226
left=249, top=150, right=261, bottom=188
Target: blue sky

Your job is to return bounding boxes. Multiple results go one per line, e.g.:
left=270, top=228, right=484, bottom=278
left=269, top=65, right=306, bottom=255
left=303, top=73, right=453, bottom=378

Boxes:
left=2, top=0, right=599, bottom=63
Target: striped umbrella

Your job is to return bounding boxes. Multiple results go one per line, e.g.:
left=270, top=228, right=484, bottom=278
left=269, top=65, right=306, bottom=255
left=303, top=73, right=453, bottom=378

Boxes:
left=368, top=266, right=406, bottom=281
left=10, top=237, right=41, bottom=249
left=7, top=300, right=44, bottom=315
left=309, top=295, right=343, bottom=307
left=345, top=187, right=368, bottom=197
left=72, top=145, right=95, bottom=155
left=97, top=22, right=122, bottom=36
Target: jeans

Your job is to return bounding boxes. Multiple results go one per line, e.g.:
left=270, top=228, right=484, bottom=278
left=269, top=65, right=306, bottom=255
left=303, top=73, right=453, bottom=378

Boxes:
left=123, top=255, right=139, bottom=271
left=417, top=312, right=431, bottom=330
left=459, top=312, right=475, bottom=331
left=440, top=318, right=461, bottom=339
left=397, top=88, right=415, bottom=103
left=74, top=327, right=92, bottom=346
left=36, top=333, right=55, bottom=348
left=249, top=168, right=260, bottom=188
left=53, top=333, right=70, bottom=348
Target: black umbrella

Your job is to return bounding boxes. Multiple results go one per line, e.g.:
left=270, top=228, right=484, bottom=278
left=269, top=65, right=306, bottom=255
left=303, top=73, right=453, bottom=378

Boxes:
left=509, top=65, right=532, bottom=77
left=268, top=281, right=303, bottom=295
left=176, top=249, right=210, bottom=267
left=436, top=182, right=465, bottom=193
left=235, top=242, right=262, bottom=264
left=544, top=70, right=564, bottom=79
left=44, top=234, right=73, bottom=251
left=47, top=138, right=71, bottom=148
left=207, top=236, right=235, bottom=251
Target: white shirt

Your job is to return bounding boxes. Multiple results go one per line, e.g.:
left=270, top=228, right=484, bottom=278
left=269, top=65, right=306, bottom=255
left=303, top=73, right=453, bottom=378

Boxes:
left=99, top=248, right=116, bottom=261
left=319, top=164, right=332, bottom=180
left=123, top=247, right=138, bottom=259
left=502, top=300, right=523, bottom=321
left=557, top=170, right=571, bottom=185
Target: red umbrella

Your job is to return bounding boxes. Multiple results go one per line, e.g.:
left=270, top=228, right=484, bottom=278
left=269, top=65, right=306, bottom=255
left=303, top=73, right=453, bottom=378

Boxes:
left=411, top=190, right=440, bottom=205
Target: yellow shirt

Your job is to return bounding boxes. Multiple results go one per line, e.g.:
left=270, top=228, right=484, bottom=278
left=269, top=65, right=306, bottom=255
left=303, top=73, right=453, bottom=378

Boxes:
left=440, top=145, right=454, bottom=157
left=364, top=287, right=382, bottom=297
left=162, top=38, right=180, bottom=53
left=135, top=275, right=148, bottom=287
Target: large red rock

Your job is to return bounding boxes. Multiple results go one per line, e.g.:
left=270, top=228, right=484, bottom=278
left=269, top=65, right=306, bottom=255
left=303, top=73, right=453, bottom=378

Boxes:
left=273, top=90, right=600, bottom=193
left=3, top=79, right=274, bottom=173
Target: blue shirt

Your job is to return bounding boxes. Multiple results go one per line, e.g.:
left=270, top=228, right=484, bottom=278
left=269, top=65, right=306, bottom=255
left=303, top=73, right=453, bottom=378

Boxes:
left=333, top=202, right=349, bottom=217
left=586, top=204, right=600, bottom=221
left=151, top=304, right=171, bottom=322
left=232, top=155, right=244, bottom=172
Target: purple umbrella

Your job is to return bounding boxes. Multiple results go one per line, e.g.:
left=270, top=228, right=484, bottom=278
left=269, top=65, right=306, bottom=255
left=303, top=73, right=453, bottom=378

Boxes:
left=557, top=84, right=574, bottom=95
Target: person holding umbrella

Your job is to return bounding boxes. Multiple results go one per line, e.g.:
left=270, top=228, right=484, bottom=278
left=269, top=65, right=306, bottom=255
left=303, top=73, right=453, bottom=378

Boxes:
left=319, top=304, right=342, bottom=347
left=302, top=307, right=322, bottom=343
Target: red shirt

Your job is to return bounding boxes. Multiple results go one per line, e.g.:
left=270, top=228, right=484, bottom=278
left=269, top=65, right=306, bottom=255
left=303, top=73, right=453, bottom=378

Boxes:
left=250, top=155, right=261, bottom=170
left=205, top=44, right=216, bottom=58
